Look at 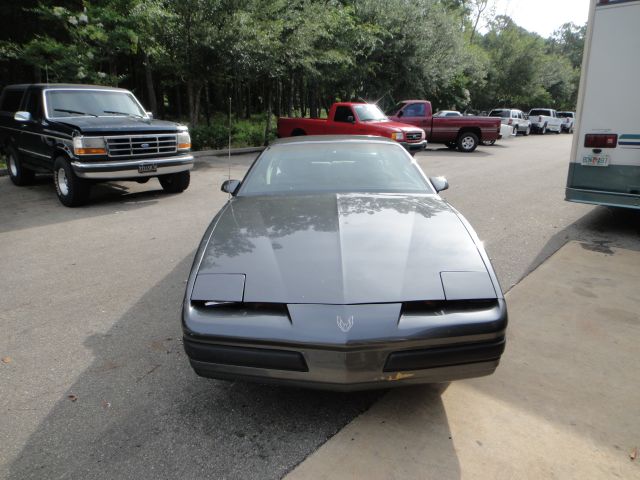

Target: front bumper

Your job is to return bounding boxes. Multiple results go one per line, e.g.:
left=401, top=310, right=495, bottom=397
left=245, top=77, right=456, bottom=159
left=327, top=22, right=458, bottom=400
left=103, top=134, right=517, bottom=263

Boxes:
left=71, top=154, right=194, bottom=180
left=399, top=140, right=428, bottom=152
left=183, top=299, right=507, bottom=391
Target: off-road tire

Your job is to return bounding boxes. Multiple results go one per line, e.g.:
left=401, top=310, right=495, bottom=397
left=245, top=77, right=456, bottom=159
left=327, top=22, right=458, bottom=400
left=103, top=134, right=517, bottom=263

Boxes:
left=6, top=146, right=35, bottom=186
left=53, top=156, right=91, bottom=207
left=159, top=170, right=190, bottom=193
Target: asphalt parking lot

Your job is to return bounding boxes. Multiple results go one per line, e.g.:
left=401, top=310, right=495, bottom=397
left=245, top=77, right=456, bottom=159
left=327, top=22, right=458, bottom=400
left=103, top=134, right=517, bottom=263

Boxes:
left=1, top=134, right=639, bottom=479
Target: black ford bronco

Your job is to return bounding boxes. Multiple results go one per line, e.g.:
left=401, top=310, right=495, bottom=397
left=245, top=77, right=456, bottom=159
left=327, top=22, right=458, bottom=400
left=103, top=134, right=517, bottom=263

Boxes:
left=0, top=84, right=193, bottom=206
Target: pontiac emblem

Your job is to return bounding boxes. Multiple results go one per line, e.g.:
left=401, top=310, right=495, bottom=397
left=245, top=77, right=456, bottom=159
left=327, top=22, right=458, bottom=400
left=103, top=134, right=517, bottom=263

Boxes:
left=337, top=315, right=354, bottom=333
left=141, top=143, right=150, bottom=148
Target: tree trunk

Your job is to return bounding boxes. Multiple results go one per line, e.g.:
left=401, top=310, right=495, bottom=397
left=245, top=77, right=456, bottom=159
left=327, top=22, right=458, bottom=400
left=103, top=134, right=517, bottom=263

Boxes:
left=176, top=85, right=183, bottom=119
left=204, top=82, right=211, bottom=126
left=143, top=52, right=157, bottom=115
left=287, top=76, right=294, bottom=117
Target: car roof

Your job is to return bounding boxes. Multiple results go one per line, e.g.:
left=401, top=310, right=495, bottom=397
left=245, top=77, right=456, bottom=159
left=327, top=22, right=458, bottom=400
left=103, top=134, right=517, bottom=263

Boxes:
left=271, top=135, right=399, bottom=146
left=4, top=83, right=128, bottom=92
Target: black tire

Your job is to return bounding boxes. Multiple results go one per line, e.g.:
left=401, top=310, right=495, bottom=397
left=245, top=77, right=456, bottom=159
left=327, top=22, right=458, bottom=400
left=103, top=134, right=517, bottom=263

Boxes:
left=540, top=124, right=547, bottom=134
left=524, top=126, right=531, bottom=136
left=6, top=146, right=35, bottom=186
left=445, top=141, right=457, bottom=150
left=159, top=170, right=190, bottom=193
left=457, top=132, right=479, bottom=152
left=53, top=156, right=91, bottom=207
left=291, top=129, right=306, bottom=137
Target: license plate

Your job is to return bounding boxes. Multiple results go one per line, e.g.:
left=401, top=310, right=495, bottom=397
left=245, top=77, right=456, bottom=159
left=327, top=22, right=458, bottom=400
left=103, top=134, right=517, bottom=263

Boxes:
left=138, top=163, right=157, bottom=173
left=581, top=154, right=609, bottom=167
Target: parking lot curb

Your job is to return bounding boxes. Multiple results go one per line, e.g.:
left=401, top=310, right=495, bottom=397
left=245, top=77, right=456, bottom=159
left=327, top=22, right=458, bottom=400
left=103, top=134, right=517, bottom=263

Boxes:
left=285, top=241, right=640, bottom=480
left=192, top=146, right=265, bottom=158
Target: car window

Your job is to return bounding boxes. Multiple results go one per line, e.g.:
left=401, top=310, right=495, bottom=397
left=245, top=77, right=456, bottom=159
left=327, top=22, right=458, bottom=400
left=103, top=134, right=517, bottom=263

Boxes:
left=557, top=112, right=574, bottom=118
left=403, top=103, right=425, bottom=117
left=489, top=110, right=510, bottom=118
left=529, top=109, right=551, bottom=116
left=0, top=89, right=25, bottom=113
left=334, top=106, right=355, bottom=123
left=24, top=90, right=43, bottom=120
left=353, top=104, right=388, bottom=122
left=385, top=102, right=406, bottom=116
left=240, top=143, right=433, bottom=195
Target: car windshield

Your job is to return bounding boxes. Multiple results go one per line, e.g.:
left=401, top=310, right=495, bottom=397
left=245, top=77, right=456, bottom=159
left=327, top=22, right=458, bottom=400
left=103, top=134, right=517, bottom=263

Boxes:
left=529, top=109, right=551, bottom=116
left=353, top=104, right=387, bottom=122
left=239, top=142, right=433, bottom=195
left=385, top=102, right=406, bottom=116
left=489, top=110, right=510, bottom=118
left=45, top=89, right=146, bottom=118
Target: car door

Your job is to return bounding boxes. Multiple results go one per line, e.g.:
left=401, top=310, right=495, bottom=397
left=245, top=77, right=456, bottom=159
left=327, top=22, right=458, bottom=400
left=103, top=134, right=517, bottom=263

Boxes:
left=17, top=88, right=51, bottom=169
left=399, top=102, right=428, bottom=129
left=329, top=105, right=358, bottom=134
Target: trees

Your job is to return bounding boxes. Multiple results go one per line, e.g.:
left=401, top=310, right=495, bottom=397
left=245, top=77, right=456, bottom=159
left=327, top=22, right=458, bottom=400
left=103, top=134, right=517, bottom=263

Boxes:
left=1, top=0, right=585, bottom=134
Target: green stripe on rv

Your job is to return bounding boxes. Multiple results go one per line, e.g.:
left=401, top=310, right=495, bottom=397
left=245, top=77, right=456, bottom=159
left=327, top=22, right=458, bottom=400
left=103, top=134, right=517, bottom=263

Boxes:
left=619, top=134, right=640, bottom=139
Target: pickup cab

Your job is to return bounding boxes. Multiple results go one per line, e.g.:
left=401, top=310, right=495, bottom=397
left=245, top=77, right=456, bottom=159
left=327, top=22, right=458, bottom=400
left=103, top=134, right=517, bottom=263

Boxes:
left=277, top=103, right=427, bottom=153
left=527, top=108, right=563, bottom=134
left=0, top=83, right=194, bottom=206
left=386, top=100, right=501, bottom=152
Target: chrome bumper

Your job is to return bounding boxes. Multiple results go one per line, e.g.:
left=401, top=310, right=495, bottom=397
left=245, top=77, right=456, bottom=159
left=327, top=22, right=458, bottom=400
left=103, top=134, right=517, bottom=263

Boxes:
left=399, top=140, right=428, bottom=151
left=71, top=154, right=194, bottom=180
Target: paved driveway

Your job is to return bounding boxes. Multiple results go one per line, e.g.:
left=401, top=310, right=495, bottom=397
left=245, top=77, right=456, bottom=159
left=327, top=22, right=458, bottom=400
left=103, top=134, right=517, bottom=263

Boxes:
left=1, top=134, right=638, bottom=479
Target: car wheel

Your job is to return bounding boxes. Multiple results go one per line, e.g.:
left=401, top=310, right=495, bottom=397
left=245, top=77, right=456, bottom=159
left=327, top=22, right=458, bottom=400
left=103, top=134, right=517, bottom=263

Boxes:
left=541, top=125, right=547, bottom=134
left=457, top=132, right=479, bottom=152
left=512, top=126, right=518, bottom=136
left=159, top=170, right=190, bottom=193
left=445, top=141, right=457, bottom=150
left=524, top=126, right=531, bottom=136
left=54, top=156, right=91, bottom=207
left=6, top=146, right=35, bottom=186
left=555, top=126, right=561, bottom=134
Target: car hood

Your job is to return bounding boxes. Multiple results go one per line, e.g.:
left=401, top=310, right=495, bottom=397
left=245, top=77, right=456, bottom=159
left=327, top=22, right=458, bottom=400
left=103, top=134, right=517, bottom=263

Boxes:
left=50, top=117, right=182, bottom=135
left=196, top=193, right=493, bottom=304
left=369, top=120, right=423, bottom=133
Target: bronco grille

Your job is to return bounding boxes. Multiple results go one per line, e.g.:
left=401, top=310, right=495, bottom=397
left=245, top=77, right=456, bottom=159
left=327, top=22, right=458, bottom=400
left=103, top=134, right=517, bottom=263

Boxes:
left=406, top=131, right=422, bottom=142
left=106, top=134, right=177, bottom=157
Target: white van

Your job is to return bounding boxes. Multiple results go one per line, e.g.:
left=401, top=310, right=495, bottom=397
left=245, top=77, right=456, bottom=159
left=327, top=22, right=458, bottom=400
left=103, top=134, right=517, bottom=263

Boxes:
left=566, top=0, right=640, bottom=209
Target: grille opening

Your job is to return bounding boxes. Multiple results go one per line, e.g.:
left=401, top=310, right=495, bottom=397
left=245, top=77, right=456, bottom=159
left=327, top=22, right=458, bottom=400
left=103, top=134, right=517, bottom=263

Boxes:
left=106, top=134, right=177, bottom=157
left=401, top=299, right=498, bottom=315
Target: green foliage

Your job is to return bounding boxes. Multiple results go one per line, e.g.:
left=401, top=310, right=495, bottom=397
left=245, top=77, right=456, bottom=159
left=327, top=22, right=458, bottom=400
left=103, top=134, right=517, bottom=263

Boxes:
left=3, top=0, right=586, bottom=142
left=190, top=115, right=277, bottom=150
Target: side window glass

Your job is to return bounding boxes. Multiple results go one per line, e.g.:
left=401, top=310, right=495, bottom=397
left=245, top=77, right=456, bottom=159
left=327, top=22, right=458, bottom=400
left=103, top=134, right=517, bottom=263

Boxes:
left=334, top=106, right=354, bottom=123
left=404, top=103, right=425, bottom=117
left=24, top=91, right=43, bottom=120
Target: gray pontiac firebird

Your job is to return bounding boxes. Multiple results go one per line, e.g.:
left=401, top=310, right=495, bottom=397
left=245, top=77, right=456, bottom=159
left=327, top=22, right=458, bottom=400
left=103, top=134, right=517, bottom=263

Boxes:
left=182, top=135, right=507, bottom=391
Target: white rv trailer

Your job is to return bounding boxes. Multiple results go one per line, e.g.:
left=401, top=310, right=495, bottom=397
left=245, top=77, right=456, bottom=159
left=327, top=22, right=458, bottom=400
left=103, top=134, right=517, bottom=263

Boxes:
left=565, top=0, right=640, bottom=209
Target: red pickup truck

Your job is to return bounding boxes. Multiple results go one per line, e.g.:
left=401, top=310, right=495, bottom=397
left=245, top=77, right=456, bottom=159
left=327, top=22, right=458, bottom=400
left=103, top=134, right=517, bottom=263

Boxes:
left=277, top=103, right=427, bottom=153
left=386, top=100, right=501, bottom=152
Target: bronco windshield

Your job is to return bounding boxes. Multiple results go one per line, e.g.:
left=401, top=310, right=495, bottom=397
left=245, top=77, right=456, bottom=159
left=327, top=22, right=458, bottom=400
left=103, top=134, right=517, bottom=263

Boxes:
left=45, top=89, right=147, bottom=119
left=239, top=142, right=433, bottom=195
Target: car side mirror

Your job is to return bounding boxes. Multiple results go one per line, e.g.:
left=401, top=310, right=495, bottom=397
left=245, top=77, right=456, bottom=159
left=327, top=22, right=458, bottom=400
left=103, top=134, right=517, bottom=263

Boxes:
left=221, top=179, right=241, bottom=195
left=429, top=176, right=449, bottom=193
left=146, top=111, right=153, bottom=120
left=14, top=111, right=31, bottom=122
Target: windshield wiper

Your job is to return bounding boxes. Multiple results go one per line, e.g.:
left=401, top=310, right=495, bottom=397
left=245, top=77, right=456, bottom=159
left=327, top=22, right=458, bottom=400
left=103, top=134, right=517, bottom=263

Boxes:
left=103, top=110, right=144, bottom=119
left=54, top=108, right=98, bottom=117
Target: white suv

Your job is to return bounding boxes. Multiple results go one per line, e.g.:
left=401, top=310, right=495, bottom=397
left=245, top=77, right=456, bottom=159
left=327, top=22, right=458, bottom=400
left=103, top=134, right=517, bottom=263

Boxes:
left=557, top=111, right=575, bottom=133
left=489, top=108, right=531, bottom=135
left=527, top=108, right=563, bottom=134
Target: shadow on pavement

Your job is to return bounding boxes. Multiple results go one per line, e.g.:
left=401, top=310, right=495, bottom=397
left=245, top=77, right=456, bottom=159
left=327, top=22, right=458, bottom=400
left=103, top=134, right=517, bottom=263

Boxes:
left=8, top=255, right=381, bottom=480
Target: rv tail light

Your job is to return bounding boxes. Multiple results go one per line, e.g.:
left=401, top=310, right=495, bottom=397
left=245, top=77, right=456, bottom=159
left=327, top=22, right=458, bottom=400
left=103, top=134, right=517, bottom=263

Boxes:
left=584, top=134, right=618, bottom=148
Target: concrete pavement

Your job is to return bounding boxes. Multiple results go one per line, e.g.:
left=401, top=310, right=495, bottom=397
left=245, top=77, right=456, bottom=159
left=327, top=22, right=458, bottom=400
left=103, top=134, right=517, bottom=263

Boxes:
left=286, top=241, right=640, bottom=479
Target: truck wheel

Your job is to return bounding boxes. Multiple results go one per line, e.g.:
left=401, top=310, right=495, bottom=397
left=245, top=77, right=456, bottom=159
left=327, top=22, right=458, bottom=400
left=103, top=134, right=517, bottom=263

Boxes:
left=6, top=146, right=35, bottom=186
left=159, top=170, right=190, bottom=193
left=445, top=141, right=457, bottom=150
left=540, top=124, right=547, bottom=134
left=524, top=126, right=531, bottom=136
left=291, top=129, right=306, bottom=136
left=457, top=132, right=479, bottom=152
left=54, top=156, right=91, bottom=207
